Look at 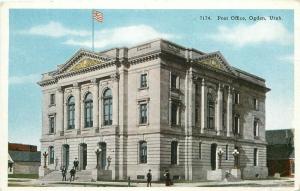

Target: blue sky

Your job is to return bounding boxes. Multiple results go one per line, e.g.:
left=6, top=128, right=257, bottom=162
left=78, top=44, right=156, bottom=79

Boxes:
left=9, top=9, right=294, bottom=149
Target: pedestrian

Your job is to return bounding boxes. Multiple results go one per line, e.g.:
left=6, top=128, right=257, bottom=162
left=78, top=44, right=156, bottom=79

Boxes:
left=164, top=170, right=171, bottom=186
left=61, top=166, right=67, bottom=181
left=73, top=158, right=79, bottom=171
left=146, top=169, right=152, bottom=187
left=69, top=167, right=76, bottom=182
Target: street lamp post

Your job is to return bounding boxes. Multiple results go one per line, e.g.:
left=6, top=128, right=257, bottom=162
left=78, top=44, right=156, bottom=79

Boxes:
left=217, top=148, right=224, bottom=169
left=232, top=149, right=240, bottom=169
left=94, top=147, right=102, bottom=169
left=43, top=151, right=48, bottom=168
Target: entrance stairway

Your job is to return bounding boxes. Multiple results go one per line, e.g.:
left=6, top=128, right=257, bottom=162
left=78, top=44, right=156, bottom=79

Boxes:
left=40, top=169, right=93, bottom=182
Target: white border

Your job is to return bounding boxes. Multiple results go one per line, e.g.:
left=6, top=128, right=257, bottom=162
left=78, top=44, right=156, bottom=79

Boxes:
left=0, top=0, right=299, bottom=191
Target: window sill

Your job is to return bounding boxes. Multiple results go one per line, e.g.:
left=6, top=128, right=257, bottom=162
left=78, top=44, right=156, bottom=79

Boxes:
left=48, top=104, right=56, bottom=107
left=138, top=123, right=149, bottom=127
left=138, top=86, right=149, bottom=91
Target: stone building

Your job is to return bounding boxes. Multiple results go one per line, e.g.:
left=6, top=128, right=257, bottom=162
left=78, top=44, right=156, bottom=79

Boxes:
left=8, top=143, right=41, bottom=175
left=266, top=129, right=294, bottom=177
left=38, top=39, right=270, bottom=181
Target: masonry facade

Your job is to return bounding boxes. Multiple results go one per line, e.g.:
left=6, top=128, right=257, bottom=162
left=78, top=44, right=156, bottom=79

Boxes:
left=38, top=39, right=270, bottom=181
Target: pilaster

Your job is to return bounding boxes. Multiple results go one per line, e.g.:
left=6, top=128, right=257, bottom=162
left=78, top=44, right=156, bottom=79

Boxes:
left=201, top=78, right=207, bottom=133
left=227, top=86, right=233, bottom=137
left=216, top=84, right=223, bottom=135
left=56, top=87, right=64, bottom=135
left=74, top=83, right=81, bottom=131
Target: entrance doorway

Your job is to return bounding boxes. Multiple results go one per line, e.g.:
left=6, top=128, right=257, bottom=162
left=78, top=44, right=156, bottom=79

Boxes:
left=99, top=142, right=107, bottom=170
left=211, top=143, right=217, bottom=170
left=62, top=144, right=69, bottom=169
left=79, top=143, right=87, bottom=170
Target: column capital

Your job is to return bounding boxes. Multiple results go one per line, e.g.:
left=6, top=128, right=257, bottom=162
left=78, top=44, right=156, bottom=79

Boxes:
left=110, top=73, right=120, bottom=82
left=201, top=78, right=205, bottom=86
left=57, top=86, right=63, bottom=93
left=90, top=79, right=98, bottom=84
left=73, top=82, right=79, bottom=88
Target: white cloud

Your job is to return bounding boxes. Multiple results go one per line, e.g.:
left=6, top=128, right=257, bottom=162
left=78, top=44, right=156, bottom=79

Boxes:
left=64, top=25, right=177, bottom=49
left=10, top=74, right=40, bottom=85
left=208, top=20, right=293, bottom=47
left=277, top=54, right=294, bottom=64
left=23, top=21, right=89, bottom=38
left=266, top=98, right=293, bottom=130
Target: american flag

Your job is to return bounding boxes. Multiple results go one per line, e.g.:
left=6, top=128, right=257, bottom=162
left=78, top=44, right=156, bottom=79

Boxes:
left=93, top=10, right=103, bottom=22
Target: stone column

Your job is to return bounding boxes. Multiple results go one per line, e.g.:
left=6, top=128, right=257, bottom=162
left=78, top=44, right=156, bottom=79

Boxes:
left=201, top=79, right=207, bottom=133
left=111, top=73, right=119, bottom=126
left=56, top=87, right=64, bottom=135
left=188, top=73, right=196, bottom=128
left=227, top=87, right=233, bottom=137
left=74, top=83, right=81, bottom=131
left=216, top=84, right=223, bottom=135
left=91, top=79, right=99, bottom=129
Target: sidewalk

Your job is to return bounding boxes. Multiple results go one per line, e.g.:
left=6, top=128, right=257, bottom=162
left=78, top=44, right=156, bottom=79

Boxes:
left=8, top=177, right=294, bottom=187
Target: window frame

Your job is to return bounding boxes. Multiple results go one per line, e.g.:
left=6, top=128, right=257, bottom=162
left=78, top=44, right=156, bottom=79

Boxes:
left=253, top=118, right=259, bottom=137
left=49, top=115, right=56, bottom=134
left=103, top=89, right=113, bottom=126
left=234, top=92, right=240, bottom=104
left=207, top=93, right=215, bottom=129
left=50, top=93, right=55, bottom=105
left=253, top=98, right=259, bottom=110
left=139, top=141, right=147, bottom=164
left=254, top=148, right=258, bottom=166
left=49, top=146, right=55, bottom=164
left=139, top=103, right=148, bottom=125
left=233, top=115, right=240, bottom=135
left=84, top=93, right=93, bottom=128
left=67, top=96, right=75, bottom=129
left=171, top=141, right=178, bottom=165
left=140, top=73, right=148, bottom=88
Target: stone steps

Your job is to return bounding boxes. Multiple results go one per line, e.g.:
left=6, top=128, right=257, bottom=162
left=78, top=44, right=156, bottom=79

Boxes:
left=41, top=170, right=93, bottom=182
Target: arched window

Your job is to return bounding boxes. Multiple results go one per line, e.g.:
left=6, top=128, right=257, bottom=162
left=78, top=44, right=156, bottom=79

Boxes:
left=207, top=93, right=215, bottom=129
left=103, top=89, right=112, bottom=126
left=139, top=141, right=147, bottom=163
left=67, top=96, right=75, bottom=129
left=49, top=146, right=54, bottom=164
left=84, top=93, right=93, bottom=128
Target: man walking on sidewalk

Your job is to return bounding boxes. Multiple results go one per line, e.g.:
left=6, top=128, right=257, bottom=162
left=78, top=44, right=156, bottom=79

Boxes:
left=146, top=169, right=152, bottom=187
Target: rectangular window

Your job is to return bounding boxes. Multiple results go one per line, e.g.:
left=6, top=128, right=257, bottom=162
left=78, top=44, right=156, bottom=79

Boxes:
left=49, top=147, right=54, bottom=164
left=254, top=148, right=258, bottom=166
left=233, top=115, right=239, bottom=135
left=140, top=73, right=147, bottom=88
left=199, top=142, right=202, bottom=159
left=139, top=141, right=147, bottom=163
left=50, top=94, right=55, bottom=105
left=139, top=103, right=147, bottom=124
left=253, top=98, right=258, bottom=110
left=225, top=145, right=228, bottom=160
left=171, top=102, right=178, bottom=125
left=49, top=116, right=55, bottom=134
left=253, top=119, right=259, bottom=137
left=171, top=74, right=177, bottom=90
left=234, top=92, right=239, bottom=104
left=171, top=141, right=178, bottom=164
left=195, top=108, right=198, bottom=123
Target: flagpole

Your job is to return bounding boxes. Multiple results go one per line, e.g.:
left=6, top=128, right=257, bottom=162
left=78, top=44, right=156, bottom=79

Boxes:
left=92, top=9, right=94, bottom=51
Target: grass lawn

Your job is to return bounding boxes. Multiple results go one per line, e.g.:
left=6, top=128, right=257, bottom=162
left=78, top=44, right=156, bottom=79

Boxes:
left=8, top=174, right=39, bottom=179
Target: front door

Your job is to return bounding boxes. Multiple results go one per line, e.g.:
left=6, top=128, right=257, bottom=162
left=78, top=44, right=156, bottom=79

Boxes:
left=62, top=144, right=69, bottom=169
left=99, top=142, right=106, bottom=170
left=79, top=143, right=87, bottom=170
left=211, top=144, right=217, bottom=170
